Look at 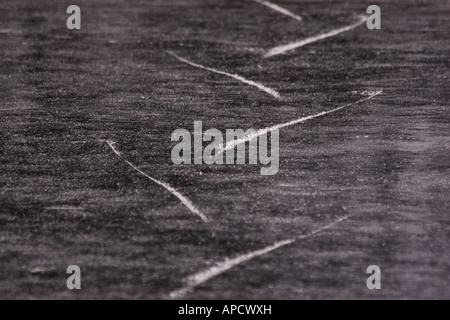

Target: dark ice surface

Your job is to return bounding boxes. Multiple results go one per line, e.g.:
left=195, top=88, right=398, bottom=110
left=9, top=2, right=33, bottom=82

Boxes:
left=0, top=0, right=448, bottom=299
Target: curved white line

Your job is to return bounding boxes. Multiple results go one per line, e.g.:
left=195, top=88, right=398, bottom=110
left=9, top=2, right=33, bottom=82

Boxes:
left=218, top=91, right=382, bottom=154
left=167, top=51, right=281, bottom=99
left=265, top=16, right=367, bottom=58
left=103, top=140, right=210, bottom=223
left=252, top=0, right=302, bottom=22
left=169, top=215, right=350, bottom=299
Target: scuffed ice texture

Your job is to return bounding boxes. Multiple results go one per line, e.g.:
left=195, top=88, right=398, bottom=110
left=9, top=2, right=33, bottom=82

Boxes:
left=0, top=0, right=448, bottom=299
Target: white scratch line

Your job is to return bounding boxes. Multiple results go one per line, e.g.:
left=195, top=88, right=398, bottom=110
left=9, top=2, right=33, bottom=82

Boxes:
left=167, top=51, right=281, bottom=99
left=252, top=0, right=302, bottom=22
left=45, top=206, right=84, bottom=211
left=169, top=215, right=350, bottom=299
left=218, top=91, right=382, bottom=154
left=103, top=140, right=210, bottom=223
left=265, top=15, right=367, bottom=57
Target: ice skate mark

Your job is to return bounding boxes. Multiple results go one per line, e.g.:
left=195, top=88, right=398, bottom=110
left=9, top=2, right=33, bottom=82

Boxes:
left=45, top=206, right=85, bottom=211
left=252, top=0, right=302, bottom=22
left=103, top=139, right=210, bottom=223
left=218, top=91, right=382, bottom=154
left=265, top=16, right=367, bottom=57
left=169, top=215, right=350, bottom=298
left=167, top=51, right=281, bottom=99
